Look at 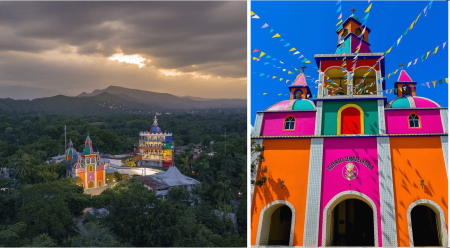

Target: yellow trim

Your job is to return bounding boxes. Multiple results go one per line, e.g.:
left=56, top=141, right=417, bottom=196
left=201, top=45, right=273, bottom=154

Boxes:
left=337, top=104, right=365, bottom=135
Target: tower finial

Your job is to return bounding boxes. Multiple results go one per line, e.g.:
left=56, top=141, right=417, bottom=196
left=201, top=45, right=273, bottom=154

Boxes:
left=300, top=65, right=307, bottom=73
left=350, top=8, right=357, bottom=15
left=399, top=63, right=405, bottom=70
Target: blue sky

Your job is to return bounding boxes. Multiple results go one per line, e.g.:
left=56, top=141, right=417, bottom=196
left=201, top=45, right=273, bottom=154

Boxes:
left=251, top=1, right=448, bottom=125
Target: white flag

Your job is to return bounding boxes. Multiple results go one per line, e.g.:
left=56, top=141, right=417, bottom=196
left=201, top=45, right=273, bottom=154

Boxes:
left=397, top=36, right=402, bottom=46
left=407, top=61, right=412, bottom=68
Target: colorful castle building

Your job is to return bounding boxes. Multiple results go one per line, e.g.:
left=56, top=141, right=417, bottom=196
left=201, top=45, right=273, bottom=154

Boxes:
left=66, top=135, right=106, bottom=189
left=64, top=140, right=79, bottom=161
left=251, top=12, right=448, bottom=247
left=137, top=116, right=174, bottom=167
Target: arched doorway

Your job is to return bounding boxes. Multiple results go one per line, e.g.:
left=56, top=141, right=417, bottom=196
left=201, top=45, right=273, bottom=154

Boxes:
left=322, top=191, right=379, bottom=247
left=268, top=206, right=292, bottom=245
left=408, top=199, right=448, bottom=247
left=98, top=180, right=102, bottom=187
left=88, top=181, right=94, bottom=188
left=337, top=104, right=364, bottom=135
left=256, top=200, right=296, bottom=246
left=330, top=199, right=374, bottom=246
left=411, top=205, right=439, bottom=246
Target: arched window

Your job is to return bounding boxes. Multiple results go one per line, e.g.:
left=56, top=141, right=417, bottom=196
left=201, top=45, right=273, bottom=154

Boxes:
left=90, top=157, right=95, bottom=164
left=342, top=29, right=348, bottom=37
left=409, top=114, right=420, bottom=128
left=293, top=89, right=303, bottom=99
left=338, top=104, right=364, bottom=135
left=89, top=165, right=93, bottom=172
left=402, top=85, right=412, bottom=96
left=355, top=28, right=362, bottom=37
left=284, top=117, right=295, bottom=130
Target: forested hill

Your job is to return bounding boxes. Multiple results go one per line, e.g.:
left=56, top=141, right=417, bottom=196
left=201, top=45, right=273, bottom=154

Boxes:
left=0, top=86, right=246, bottom=115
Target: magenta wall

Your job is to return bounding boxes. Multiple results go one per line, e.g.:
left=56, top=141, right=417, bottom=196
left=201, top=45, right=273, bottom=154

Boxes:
left=351, top=35, right=371, bottom=53
left=260, top=112, right=316, bottom=136
left=385, top=109, right=443, bottom=134
left=87, top=171, right=95, bottom=183
left=96, top=164, right=104, bottom=171
left=318, top=138, right=381, bottom=246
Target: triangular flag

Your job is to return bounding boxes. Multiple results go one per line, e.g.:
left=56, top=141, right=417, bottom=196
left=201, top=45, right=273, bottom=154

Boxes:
left=293, top=51, right=300, bottom=55
left=289, top=48, right=296, bottom=52
left=280, top=78, right=283, bottom=81
left=263, top=93, right=267, bottom=95
left=433, top=46, right=439, bottom=54
left=389, top=89, right=392, bottom=94
left=432, top=81, right=436, bottom=88
left=423, top=5, right=428, bottom=14
left=284, top=43, right=291, bottom=47
left=250, top=11, right=255, bottom=16
left=280, top=61, right=284, bottom=64
left=264, top=62, right=269, bottom=65
left=445, top=78, right=448, bottom=83
left=365, top=3, right=372, bottom=13
left=253, top=48, right=259, bottom=53
left=393, top=69, right=398, bottom=74
left=388, top=73, right=391, bottom=79
left=362, top=12, right=369, bottom=20
left=272, top=33, right=281, bottom=38
left=259, top=52, right=265, bottom=58
left=386, top=46, right=392, bottom=54
left=268, top=29, right=274, bottom=33
left=415, top=13, right=421, bottom=23
left=407, top=61, right=411, bottom=68
left=426, top=82, right=430, bottom=88
left=409, top=21, right=415, bottom=30
left=338, top=12, right=342, bottom=19
left=278, top=93, right=282, bottom=96
left=261, top=23, right=269, bottom=28
left=439, top=79, right=442, bottom=85
left=336, top=19, right=343, bottom=26
left=266, top=55, right=272, bottom=59
left=301, top=58, right=307, bottom=62
left=288, top=71, right=292, bottom=74
left=397, top=36, right=402, bottom=46
left=279, top=38, right=285, bottom=42
left=443, top=41, right=447, bottom=49
left=273, top=76, right=276, bottom=79
left=421, top=55, right=426, bottom=61
left=426, top=51, right=430, bottom=59
left=403, top=29, right=408, bottom=36
left=252, top=57, right=257, bottom=60
left=272, top=58, right=277, bottom=60
left=252, top=15, right=260, bottom=19
left=259, top=73, right=264, bottom=76
left=337, top=5, right=341, bottom=12
left=305, top=60, right=311, bottom=63
left=414, top=58, right=418, bottom=65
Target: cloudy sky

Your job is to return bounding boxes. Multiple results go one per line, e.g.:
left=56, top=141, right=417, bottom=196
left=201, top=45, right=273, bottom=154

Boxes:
left=0, top=2, right=246, bottom=99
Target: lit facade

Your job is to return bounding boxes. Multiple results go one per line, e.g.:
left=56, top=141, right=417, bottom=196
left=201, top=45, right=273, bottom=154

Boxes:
left=138, top=116, right=174, bottom=167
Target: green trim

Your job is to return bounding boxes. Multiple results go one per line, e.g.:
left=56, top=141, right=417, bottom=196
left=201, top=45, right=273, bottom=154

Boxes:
left=321, top=101, right=379, bottom=135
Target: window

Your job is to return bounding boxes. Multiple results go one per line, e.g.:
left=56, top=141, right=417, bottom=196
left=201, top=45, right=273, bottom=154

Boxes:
left=409, top=114, right=420, bottom=128
left=284, top=117, right=295, bottom=130
left=355, top=28, right=362, bottom=37
left=89, top=165, right=93, bottom=172
left=342, top=29, right=348, bottom=37
left=402, top=86, right=411, bottom=96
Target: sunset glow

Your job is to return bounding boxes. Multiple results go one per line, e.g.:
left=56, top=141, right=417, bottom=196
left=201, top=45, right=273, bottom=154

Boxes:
left=109, top=53, right=146, bottom=68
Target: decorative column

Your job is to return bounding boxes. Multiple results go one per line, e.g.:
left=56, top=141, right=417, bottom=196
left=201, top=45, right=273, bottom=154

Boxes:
left=376, top=70, right=383, bottom=96
left=314, top=101, right=323, bottom=136
left=377, top=100, right=386, bottom=134
left=318, top=72, right=325, bottom=97
left=253, top=112, right=264, bottom=137
left=377, top=137, right=398, bottom=246
left=303, top=138, right=324, bottom=247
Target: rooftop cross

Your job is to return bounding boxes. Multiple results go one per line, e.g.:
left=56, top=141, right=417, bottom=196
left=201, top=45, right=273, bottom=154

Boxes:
left=350, top=8, right=357, bottom=15
left=300, top=65, right=307, bottom=73
left=399, top=63, right=405, bottom=70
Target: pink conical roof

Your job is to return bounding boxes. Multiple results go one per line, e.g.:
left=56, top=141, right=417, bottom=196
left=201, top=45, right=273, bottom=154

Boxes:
left=398, top=69, right=413, bottom=82
left=292, top=73, right=307, bottom=86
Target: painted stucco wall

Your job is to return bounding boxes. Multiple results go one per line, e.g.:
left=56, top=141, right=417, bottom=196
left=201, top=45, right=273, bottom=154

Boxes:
left=385, top=109, right=444, bottom=134
left=390, top=137, right=448, bottom=247
left=97, top=170, right=104, bottom=185
left=318, top=138, right=381, bottom=246
left=87, top=171, right=95, bottom=184
left=321, top=101, right=379, bottom=135
left=251, top=139, right=311, bottom=246
left=260, top=112, right=316, bottom=136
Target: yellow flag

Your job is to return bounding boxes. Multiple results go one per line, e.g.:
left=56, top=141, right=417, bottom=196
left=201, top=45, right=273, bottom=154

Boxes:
left=288, top=71, right=292, bottom=74
left=433, top=46, right=439, bottom=54
left=432, top=81, right=436, bottom=88
left=278, top=93, right=282, bottom=96
left=446, top=78, right=448, bottom=83
left=280, top=78, right=283, bottom=81
left=317, top=70, right=321, bottom=72
left=426, top=51, right=430, bottom=59
left=389, top=89, right=392, bottom=94
left=294, top=68, right=298, bottom=71
left=251, top=11, right=255, bottom=15
left=409, top=21, right=415, bottom=30
left=327, top=76, right=330, bottom=79
left=289, top=47, right=296, bottom=52
left=415, top=13, right=421, bottom=23
left=336, top=19, right=343, bottom=26
left=393, top=69, right=398, bottom=74
left=259, top=52, right=265, bottom=58
left=263, top=93, right=267, bottom=95
left=315, top=86, right=318, bottom=88
left=386, top=46, right=392, bottom=54
left=365, top=3, right=372, bottom=13
left=306, top=60, right=311, bottom=63
left=252, top=57, right=257, bottom=60
left=272, top=33, right=281, bottom=38
left=342, top=56, right=346, bottom=61
left=273, top=76, right=276, bottom=79
left=388, top=73, right=391, bottom=79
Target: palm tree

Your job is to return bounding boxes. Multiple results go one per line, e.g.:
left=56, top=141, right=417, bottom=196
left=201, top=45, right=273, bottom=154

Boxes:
left=7, top=151, right=32, bottom=179
left=196, top=162, right=213, bottom=183
left=213, top=180, right=234, bottom=205
left=180, top=156, right=191, bottom=175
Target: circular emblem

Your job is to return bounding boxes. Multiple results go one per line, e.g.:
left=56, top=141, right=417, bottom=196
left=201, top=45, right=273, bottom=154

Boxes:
left=342, top=162, right=358, bottom=181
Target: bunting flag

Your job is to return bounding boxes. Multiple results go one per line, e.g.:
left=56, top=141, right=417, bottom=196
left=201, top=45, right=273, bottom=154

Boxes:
left=337, top=5, right=341, bottom=12
left=250, top=11, right=255, bottom=16
left=280, top=78, right=283, bottom=81
left=305, top=60, right=311, bottom=63
left=393, top=69, right=398, bottom=74
left=433, top=46, right=439, bottom=54
left=268, top=29, right=274, bottom=33
left=263, top=93, right=267, bottom=95
left=261, top=23, right=269, bottom=28
left=252, top=15, right=260, bottom=19
left=272, top=76, right=276, bottom=79
left=386, top=46, right=392, bottom=54
left=426, top=51, right=430, bottom=59
left=444, top=41, right=447, bottom=49
left=301, top=58, right=307, bottom=62
left=414, top=58, right=418, bottom=65
left=338, top=12, right=342, bottom=19
left=390, top=89, right=393, bottom=94
left=253, top=48, right=259, bottom=53
left=426, top=82, right=430, bottom=88
left=278, top=94, right=282, bottom=96
left=272, top=33, right=281, bottom=38
left=280, top=61, right=284, bottom=64
left=409, top=21, right=415, bottom=30
left=293, top=51, right=300, bottom=55
left=299, top=55, right=304, bottom=59
left=286, top=80, right=290, bottom=83
left=423, top=5, right=428, bottom=14
left=336, top=19, right=343, bottom=26
left=439, top=79, right=442, bottom=85
left=289, top=47, right=296, bottom=52
left=421, top=55, right=426, bottom=61
left=415, top=13, right=421, bottom=23
left=266, top=55, right=272, bottom=59
left=288, top=71, right=292, bottom=74
left=432, top=81, right=436, bottom=88
left=407, top=61, right=412, bottom=68
left=397, top=36, right=402, bottom=46
left=446, top=78, right=449, bottom=83
left=284, top=43, right=290, bottom=47
left=259, top=51, right=266, bottom=58
left=403, top=29, right=408, bottom=36
left=358, top=27, right=367, bottom=38
left=365, top=3, right=372, bottom=13
left=388, top=73, right=391, bottom=79
left=362, top=12, right=370, bottom=20
left=280, top=38, right=285, bottom=42
left=264, top=62, right=269, bottom=65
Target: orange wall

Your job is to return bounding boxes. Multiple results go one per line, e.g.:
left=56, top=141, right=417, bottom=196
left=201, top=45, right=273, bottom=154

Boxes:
left=78, top=173, right=85, bottom=189
left=390, top=137, right=448, bottom=247
left=97, top=170, right=104, bottom=185
left=339, top=20, right=369, bottom=42
left=251, top=139, right=311, bottom=246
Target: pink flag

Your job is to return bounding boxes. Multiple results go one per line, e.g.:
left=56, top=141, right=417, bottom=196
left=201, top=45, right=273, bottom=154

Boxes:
left=426, top=82, right=430, bottom=88
left=338, top=12, right=342, bottom=19
left=261, top=23, right=269, bottom=28
left=256, top=58, right=260, bottom=62
left=298, top=55, right=304, bottom=59
left=385, top=90, right=388, bottom=94
left=286, top=80, right=290, bottom=84
left=368, top=0, right=371, bottom=2
left=444, top=41, right=447, bottom=49
left=423, top=5, right=428, bottom=14
left=253, top=48, right=259, bottom=53
left=413, top=58, right=418, bottom=65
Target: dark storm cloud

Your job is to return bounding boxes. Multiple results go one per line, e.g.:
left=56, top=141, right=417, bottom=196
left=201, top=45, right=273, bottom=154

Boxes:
left=0, top=2, right=246, bottom=78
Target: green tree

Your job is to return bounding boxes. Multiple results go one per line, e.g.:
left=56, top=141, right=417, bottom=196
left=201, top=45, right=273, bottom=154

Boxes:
left=72, top=222, right=125, bottom=247
left=212, top=180, right=234, bottom=205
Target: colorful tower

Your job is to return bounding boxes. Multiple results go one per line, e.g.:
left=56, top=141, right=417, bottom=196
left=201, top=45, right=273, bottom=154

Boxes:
left=64, top=140, right=79, bottom=161
left=251, top=10, right=448, bottom=248
left=72, top=135, right=106, bottom=189
left=138, top=116, right=174, bottom=167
